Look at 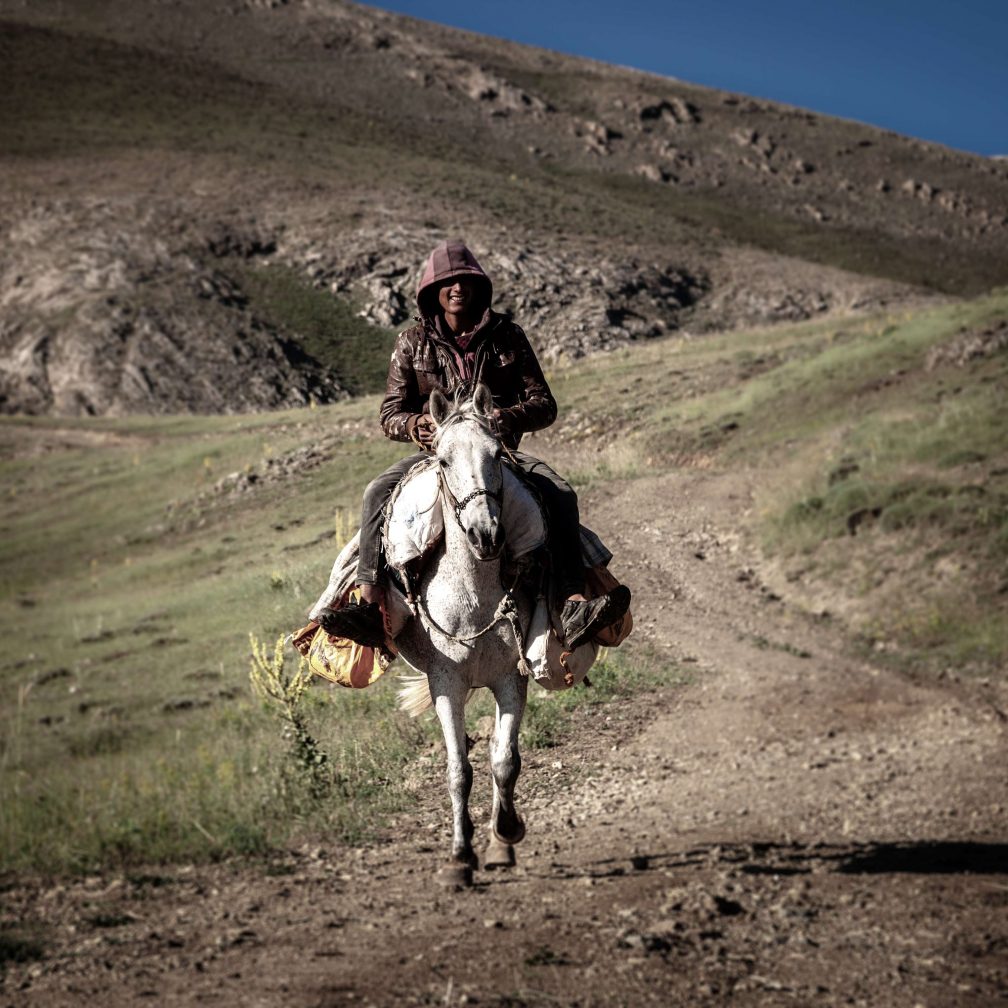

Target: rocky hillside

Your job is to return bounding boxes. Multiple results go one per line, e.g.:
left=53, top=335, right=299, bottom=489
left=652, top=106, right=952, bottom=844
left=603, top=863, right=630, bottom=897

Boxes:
left=2, top=0, right=1007, bottom=415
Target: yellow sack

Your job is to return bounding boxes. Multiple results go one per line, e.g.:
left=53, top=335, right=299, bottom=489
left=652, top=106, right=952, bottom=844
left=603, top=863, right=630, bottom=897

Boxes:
left=291, top=591, right=395, bottom=689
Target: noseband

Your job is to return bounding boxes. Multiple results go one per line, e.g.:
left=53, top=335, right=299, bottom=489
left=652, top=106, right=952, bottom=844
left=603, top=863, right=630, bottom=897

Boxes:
left=438, top=468, right=503, bottom=530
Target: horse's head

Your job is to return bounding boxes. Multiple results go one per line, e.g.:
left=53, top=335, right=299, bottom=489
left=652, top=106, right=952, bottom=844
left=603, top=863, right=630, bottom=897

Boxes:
left=429, top=384, right=505, bottom=561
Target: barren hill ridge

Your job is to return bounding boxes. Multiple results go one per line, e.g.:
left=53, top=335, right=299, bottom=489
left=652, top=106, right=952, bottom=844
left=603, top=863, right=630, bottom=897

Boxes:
left=2, top=0, right=1007, bottom=415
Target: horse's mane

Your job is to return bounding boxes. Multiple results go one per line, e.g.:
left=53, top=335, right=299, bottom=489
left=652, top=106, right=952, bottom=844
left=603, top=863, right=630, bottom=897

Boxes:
left=432, top=389, right=497, bottom=445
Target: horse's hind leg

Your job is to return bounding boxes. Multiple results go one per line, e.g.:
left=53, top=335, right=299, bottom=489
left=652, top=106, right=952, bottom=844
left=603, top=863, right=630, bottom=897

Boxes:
left=430, top=672, right=477, bottom=884
left=486, top=674, right=528, bottom=865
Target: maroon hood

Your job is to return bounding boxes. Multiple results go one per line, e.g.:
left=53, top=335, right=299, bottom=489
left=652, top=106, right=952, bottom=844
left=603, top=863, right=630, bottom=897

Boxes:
left=415, top=240, right=493, bottom=321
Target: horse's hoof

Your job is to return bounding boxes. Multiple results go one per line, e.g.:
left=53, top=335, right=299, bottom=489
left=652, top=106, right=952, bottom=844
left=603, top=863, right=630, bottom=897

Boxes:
left=492, top=814, right=526, bottom=846
left=437, top=862, right=474, bottom=889
left=483, top=835, right=516, bottom=870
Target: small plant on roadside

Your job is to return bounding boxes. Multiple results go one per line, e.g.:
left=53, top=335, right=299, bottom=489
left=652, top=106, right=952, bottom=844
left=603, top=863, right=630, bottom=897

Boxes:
left=333, top=506, right=353, bottom=549
left=248, top=633, right=333, bottom=801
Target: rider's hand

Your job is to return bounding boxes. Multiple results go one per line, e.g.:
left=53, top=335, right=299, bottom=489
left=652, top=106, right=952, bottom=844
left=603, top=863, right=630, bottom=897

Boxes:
left=491, top=408, right=510, bottom=437
left=409, top=413, right=436, bottom=449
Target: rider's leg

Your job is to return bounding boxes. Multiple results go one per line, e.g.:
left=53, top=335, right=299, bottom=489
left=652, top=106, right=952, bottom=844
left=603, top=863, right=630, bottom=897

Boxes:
left=511, top=451, right=630, bottom=649
left=356, top=452, right=428, bottom=591
left=510, top=452, right=584, bottom=600
left=319, top=452, right=426, bottom=645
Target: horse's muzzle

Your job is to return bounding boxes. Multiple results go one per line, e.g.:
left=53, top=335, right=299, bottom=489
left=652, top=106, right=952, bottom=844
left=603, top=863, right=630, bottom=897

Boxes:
left=467, top=520, right=505, bottom=561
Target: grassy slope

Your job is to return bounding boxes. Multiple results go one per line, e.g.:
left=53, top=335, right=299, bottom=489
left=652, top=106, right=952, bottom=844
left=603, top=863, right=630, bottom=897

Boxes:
left=0, top=394, right=659, bottom=873
left=554, top=291, right=1008, bottom=671
left=228, top=261, right=397, bottom=395
left=2, top=294, right=1006, bottom=875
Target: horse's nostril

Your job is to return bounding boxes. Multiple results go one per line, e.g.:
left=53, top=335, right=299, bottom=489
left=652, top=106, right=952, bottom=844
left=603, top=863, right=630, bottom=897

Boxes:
left=491, top=523, right=504, bottom=549
left=467, top=527, right=482, bottom=549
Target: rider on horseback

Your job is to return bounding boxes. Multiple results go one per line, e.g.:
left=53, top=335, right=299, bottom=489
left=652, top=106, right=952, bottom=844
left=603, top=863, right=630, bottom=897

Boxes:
left=318, top=240, right=630, bottom=649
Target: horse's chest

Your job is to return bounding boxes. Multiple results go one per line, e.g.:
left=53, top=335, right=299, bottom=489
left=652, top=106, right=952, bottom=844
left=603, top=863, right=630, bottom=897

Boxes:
left=397, top=592, right=529, bottom=689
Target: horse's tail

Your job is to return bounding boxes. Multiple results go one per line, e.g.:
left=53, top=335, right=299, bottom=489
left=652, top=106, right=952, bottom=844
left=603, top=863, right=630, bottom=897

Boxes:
left=396, top=673, right=479, bottom=717
left=397, top=672, right=433, bottom=717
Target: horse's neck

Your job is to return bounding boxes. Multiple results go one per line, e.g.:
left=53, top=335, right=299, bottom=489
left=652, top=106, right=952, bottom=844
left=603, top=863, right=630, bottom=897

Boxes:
left=429, top=508, right=503, bottom=624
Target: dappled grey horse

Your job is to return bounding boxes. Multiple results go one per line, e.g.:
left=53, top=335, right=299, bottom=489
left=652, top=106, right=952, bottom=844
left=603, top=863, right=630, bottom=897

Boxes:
left=396, top=385, right=533, bottom=886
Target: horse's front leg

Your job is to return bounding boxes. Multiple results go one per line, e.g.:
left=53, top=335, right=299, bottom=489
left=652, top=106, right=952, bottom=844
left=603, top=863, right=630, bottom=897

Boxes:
left=485, top=674, right=527, bottom=868
left=429, top=669, right=477, bottom=885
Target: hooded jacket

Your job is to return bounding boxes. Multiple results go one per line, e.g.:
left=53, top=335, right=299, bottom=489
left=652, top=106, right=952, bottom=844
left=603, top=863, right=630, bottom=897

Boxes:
left=379, top=241, right=557, bottom=449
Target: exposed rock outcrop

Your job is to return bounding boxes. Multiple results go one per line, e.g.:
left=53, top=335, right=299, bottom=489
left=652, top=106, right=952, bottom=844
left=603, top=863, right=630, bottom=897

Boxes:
left=0, top=203, right=344, bottom=416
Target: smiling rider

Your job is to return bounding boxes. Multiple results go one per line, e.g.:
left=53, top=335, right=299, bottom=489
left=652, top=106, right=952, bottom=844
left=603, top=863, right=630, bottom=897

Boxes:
left=317, top=240, right=631, bottom=649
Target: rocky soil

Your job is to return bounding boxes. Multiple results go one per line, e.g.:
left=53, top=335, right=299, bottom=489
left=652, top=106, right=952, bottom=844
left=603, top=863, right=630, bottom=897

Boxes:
left=0, top=202, right=344, bottom=416
left=4, top=455, right=1006, bottom=1006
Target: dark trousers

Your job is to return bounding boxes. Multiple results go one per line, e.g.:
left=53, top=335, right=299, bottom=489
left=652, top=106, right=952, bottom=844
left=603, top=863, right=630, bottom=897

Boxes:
left=356, top=450, right=585, bottom=599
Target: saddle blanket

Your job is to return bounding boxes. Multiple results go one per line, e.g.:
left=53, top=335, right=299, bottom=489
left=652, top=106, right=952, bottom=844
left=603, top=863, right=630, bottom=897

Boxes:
left=383, top=457, right=547, bottom=569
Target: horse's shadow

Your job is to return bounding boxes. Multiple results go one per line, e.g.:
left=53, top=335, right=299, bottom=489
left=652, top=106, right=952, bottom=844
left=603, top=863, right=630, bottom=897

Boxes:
left=546, top=839, right=1008, bottom=881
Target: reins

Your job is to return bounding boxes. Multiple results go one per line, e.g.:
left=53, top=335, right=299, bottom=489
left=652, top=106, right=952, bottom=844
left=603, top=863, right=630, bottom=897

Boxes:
left=414, top=569, right=533, bottom=678
left=408, top=401, right=533, bottom=676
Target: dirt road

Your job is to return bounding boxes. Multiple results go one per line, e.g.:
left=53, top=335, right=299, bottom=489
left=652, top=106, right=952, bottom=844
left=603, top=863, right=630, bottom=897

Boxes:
left=4, top=467, right=1007, bottom=1006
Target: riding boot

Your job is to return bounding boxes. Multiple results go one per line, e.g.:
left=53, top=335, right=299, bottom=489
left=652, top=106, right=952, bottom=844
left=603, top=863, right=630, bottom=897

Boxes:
left=560, top=585, right=632, bottom=651
left=317, top=601, right=386, bottom=649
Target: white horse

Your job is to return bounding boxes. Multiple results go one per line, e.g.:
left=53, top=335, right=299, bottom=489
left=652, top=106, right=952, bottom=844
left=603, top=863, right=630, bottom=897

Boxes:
left=396, top=384, right=534, bottom=887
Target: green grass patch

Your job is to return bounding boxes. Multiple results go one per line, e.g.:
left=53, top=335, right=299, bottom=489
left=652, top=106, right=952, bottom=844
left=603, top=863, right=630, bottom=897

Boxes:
left=0, top=654, right=431, bottom=873
left=228, top=262, right=396, bottom=395
left=763, top=328, right=1008, bottom=555
left=519, top=651, right=679, bottom=750
left=884, top=598, right=1008, bottom=673
left=0, top=397, right=407, bottom=872
left=0, top=393, right=675, bottom=874
left=734, top=294, right=1008, bottom=673
left=553, top=289, right=1008, bottom=677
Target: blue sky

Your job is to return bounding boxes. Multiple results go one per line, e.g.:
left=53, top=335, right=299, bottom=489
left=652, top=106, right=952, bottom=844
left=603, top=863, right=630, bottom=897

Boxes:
left=368, top=0, right=1007, bottom=156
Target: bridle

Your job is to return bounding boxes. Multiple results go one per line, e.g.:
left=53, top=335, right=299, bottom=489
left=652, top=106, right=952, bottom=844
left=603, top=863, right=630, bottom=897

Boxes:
left=437, top=458, right=504, bottom=530
left=432, top=409, right=506, bottom=531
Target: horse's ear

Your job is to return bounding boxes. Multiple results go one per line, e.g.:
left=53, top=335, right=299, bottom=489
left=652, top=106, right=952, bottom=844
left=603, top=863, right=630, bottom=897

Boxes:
left=429, top=389, right=450, bottom=426
left=473, top=383, right=494, bottom=418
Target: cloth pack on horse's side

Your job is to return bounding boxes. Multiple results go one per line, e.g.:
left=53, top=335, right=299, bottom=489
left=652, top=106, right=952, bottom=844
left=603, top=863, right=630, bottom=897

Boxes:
left=500, top=465, right=548, bottom=559
left=524, top=597, right=598, bottom=690
left=309, top=529, right=360, bottom=622
left=384, top=459, right=443, bottom=568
